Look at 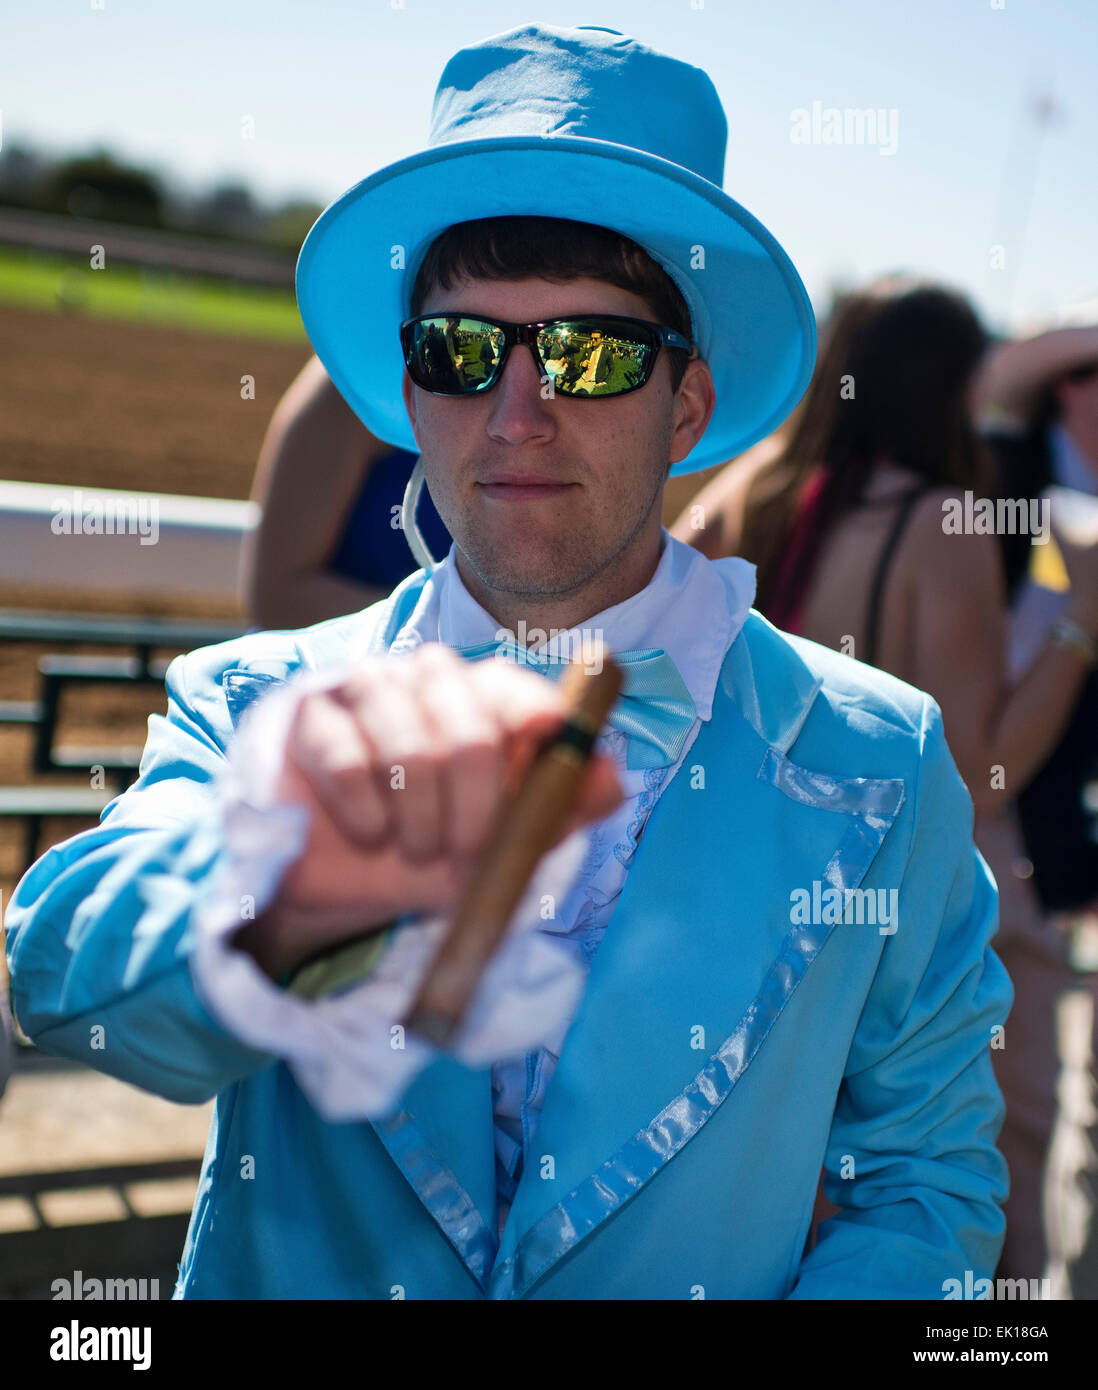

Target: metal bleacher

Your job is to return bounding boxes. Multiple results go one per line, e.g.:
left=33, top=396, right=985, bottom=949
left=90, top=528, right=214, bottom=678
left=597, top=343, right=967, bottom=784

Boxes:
left=0, top=610, right=244, bottom=877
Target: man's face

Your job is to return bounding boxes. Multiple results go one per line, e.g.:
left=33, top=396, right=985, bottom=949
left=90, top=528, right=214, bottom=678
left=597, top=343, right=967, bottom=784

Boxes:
left=402, top=275, right=695, bottom=601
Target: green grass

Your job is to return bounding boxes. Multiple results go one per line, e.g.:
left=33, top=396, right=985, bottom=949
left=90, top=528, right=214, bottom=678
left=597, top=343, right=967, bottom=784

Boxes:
left=0, top=246, right=307, bottom=343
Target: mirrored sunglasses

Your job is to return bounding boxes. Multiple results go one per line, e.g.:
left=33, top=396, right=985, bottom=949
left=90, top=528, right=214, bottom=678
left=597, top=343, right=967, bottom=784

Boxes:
left=400, top=313, right=694, bottom=399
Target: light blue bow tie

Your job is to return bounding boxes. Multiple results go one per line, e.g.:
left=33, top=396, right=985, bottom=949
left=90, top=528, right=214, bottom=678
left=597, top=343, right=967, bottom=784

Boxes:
left=454, top=638, right=697, bottom=770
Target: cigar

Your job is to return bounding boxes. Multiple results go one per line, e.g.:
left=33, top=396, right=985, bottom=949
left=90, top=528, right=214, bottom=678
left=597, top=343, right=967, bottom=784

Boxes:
left=401, top=643, right=623, bottom=1048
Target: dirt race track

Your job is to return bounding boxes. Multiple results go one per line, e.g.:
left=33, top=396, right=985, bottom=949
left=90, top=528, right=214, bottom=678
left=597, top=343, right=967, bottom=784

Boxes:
left=0, top=302, right=310, bottom=502
left=0, top=302, right=313, bottom=905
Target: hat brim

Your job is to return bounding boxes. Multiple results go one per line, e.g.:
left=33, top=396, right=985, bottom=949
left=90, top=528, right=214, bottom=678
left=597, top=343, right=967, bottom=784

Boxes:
left=295, top=136, right=816, bottom=476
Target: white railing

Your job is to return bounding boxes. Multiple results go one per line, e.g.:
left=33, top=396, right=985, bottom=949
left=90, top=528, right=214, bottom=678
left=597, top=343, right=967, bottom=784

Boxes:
left=0, top=481, right=258, bottom=599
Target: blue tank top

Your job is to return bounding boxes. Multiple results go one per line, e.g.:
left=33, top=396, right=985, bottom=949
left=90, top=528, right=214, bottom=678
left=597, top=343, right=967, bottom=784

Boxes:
left=326, top=448, right=452, bottom=587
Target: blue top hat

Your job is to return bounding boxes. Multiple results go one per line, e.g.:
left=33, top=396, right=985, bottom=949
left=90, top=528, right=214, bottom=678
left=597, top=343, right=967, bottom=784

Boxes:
left=296, top=23, right=816, bottom=476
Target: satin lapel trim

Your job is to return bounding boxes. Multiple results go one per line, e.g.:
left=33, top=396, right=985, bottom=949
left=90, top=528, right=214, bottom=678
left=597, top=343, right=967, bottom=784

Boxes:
left=490, top=642, right=904, bottom=1300
left=370, top=1092, right=498, bottom=1293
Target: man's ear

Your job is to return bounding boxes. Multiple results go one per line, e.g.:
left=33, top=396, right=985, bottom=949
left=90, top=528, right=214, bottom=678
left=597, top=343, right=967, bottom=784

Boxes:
left=667, top=358, right=716, bottom=468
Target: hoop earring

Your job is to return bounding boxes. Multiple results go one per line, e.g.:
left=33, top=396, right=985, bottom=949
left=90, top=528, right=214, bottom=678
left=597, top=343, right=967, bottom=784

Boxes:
left=400, top=455, right=438, bottom=570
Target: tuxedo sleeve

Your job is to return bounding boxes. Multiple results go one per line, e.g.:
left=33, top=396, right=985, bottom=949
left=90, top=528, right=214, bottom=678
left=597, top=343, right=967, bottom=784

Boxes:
left=786, top=697, right=1013, bottom=1299
left=3, top=648, right=286, bottom=1103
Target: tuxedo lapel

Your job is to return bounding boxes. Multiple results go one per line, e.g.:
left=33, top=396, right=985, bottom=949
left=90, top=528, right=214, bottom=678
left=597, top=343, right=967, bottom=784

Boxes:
left=489, top=619, right=905, bottom=1298
left=370, top=1059, right=499, bottom=1291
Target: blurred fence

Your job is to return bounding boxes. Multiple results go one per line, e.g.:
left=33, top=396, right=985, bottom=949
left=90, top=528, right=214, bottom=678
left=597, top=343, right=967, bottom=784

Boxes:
left=0, top=206, right=295, bottom=287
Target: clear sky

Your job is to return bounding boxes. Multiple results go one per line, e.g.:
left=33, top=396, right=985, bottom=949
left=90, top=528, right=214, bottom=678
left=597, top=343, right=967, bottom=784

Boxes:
left=4, top=0, right=1095, bottom=334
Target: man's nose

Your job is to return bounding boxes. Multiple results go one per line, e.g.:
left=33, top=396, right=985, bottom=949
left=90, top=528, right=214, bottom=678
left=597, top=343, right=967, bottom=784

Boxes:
left=484, top=342, right=557, bottom=444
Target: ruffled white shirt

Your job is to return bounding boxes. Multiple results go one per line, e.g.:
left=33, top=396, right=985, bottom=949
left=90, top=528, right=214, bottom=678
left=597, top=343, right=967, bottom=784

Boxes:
left=190, top=529, right=755, bottom=1223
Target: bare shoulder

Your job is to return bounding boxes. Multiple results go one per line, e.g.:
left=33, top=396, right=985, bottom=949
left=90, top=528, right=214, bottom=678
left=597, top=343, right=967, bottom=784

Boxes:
left=900, top=487, right=1005, bottom=593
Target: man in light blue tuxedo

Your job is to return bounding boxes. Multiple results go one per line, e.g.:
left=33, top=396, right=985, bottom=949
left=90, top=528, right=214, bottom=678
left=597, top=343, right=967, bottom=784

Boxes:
left=4, top=24, right=1011, bottom=1299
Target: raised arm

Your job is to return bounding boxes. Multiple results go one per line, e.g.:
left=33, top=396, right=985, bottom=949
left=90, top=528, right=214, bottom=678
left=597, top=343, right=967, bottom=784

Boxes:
left=972, top=325, right=1098, bottom=430
left=3, top=640, right=622, bottom=1110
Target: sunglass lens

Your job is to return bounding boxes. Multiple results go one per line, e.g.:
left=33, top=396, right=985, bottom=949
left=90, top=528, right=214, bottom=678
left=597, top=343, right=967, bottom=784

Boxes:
left=408, top=317, right=503, bottom=393
left=538, top=321, right=653, bottom=396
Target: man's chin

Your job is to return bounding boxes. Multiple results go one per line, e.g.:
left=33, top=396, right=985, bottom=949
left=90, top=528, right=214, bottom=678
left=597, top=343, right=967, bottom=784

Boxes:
left=458, top=543, right=595, bottom=599
left=470, top=562, right=589, bottom=598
